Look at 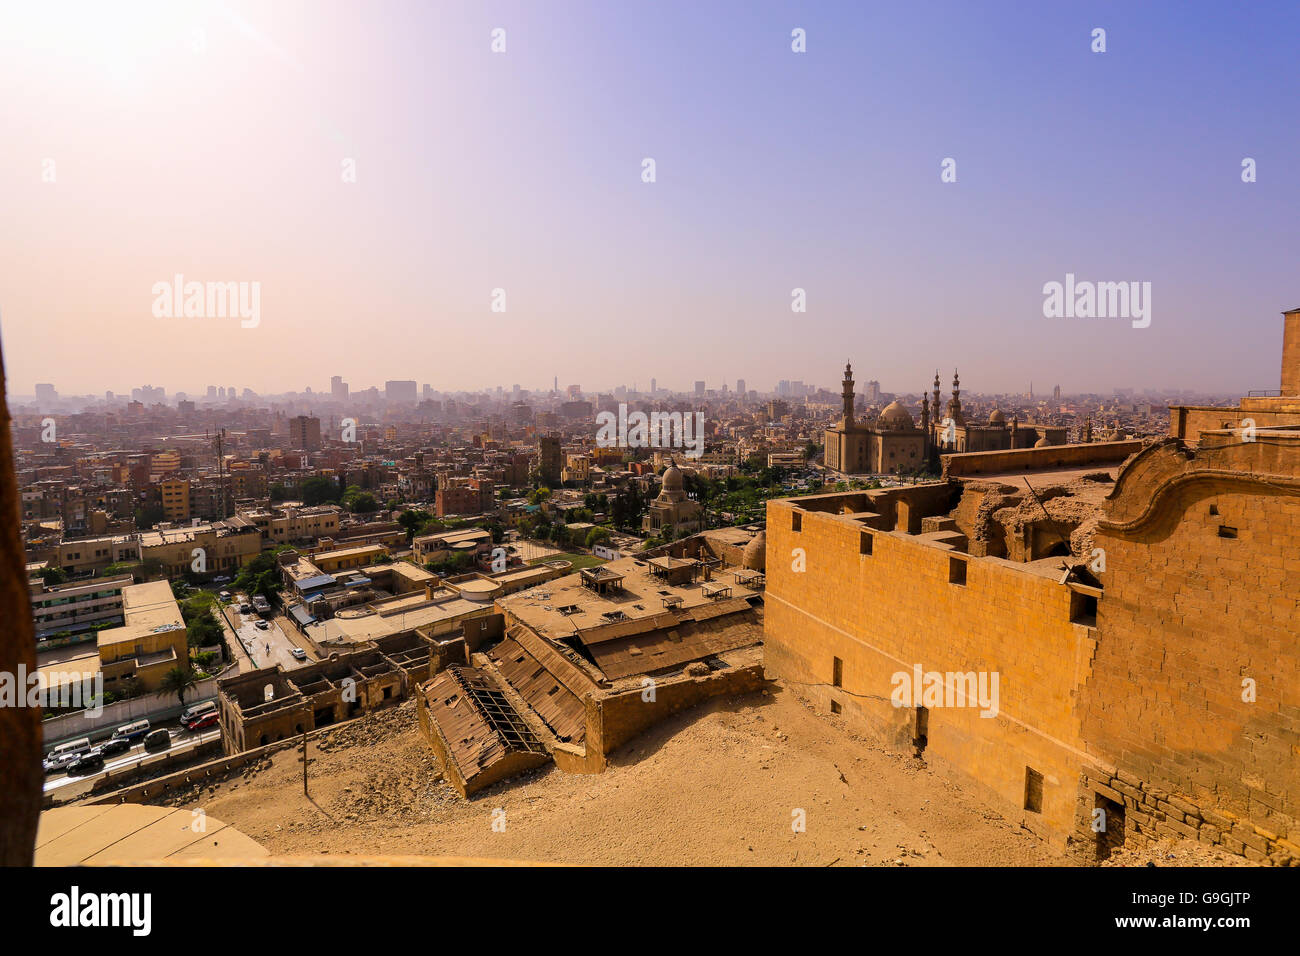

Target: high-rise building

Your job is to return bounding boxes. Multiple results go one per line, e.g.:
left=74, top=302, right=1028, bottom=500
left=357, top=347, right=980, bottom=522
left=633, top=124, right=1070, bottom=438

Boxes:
left=385, top=380, right=417, bottom=403
left=736, top=379, right=745, bottom=395
left=289, top=415, right=322, bottom=451
left=650, top=378, right=657, bottom=395
left=694, top=381, right=705, bottom=396
left=331, top=376, right=348, bottom=401
left=34, top=383, right=57, bottom=404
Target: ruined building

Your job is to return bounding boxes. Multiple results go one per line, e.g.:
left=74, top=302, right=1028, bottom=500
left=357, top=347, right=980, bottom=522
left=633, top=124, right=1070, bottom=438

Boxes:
left=415, top=529, right=766, bottom=796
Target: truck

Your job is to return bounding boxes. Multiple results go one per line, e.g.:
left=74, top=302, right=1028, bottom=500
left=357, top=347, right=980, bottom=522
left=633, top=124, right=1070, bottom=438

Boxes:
left=251, top=595, right=271, bottom=615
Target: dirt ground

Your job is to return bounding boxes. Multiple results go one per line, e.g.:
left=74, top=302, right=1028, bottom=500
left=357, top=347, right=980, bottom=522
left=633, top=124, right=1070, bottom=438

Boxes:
left=166, top=687, right=1243, bottom=866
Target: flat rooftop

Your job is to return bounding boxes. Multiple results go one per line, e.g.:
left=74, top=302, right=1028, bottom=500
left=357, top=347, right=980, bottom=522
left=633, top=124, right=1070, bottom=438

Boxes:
left=500, top=556, right=760, bottom=640
left=98, top=580, right=185, bottom=647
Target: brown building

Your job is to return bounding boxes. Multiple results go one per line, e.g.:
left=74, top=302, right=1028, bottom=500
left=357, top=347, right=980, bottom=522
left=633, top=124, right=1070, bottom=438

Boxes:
left=765, top=314, right=1300, bottom=864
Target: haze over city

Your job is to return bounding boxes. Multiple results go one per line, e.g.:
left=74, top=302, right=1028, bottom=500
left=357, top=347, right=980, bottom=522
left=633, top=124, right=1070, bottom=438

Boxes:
left=2, top=0, right=1297, bottom=396
left=2, top=0, right=1298, bottom=923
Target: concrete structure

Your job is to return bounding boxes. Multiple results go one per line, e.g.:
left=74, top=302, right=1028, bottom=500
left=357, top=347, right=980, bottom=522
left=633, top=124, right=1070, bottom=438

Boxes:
left=30, top=573, right=133, bottom=643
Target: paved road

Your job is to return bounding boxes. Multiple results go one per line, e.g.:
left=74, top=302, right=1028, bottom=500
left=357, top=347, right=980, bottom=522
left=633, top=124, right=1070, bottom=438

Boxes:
left=43, top=725, right=222, bottom=795
left=228, top=595, right=314, bottom=670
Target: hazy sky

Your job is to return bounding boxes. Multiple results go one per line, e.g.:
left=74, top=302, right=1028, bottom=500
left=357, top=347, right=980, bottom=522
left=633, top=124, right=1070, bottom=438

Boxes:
left=1, top=0, right=1296, bottom=398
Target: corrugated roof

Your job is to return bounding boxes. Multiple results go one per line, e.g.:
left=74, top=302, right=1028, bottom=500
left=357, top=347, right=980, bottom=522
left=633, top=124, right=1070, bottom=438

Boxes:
left=488, top=638, right=586, bottom=744
left=582, top=608, right=763, bottom=681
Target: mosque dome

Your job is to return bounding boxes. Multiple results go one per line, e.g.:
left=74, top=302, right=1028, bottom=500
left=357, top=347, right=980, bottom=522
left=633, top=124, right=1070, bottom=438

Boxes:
left=877, top=400, right=914, bottom=430
left=662, top=464, right=683, bottom=491
left=989, top=409, right=1006, bottom=424
left=742, top=530, right=767, bottom=572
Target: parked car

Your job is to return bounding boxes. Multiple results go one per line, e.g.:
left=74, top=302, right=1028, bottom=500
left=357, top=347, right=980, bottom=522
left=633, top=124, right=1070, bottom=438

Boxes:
left=97, top=737, right=131, bottom=757
left=218, top=590, right=231, bottom=601
left=255, top=620, right=270, bottom=630
left=240, top=603, right=253, bottom=614
left=291, top=647, right=307, bottom=661
left=143, top=729, right=172, bottom=751
left=43, top=737, right=92, bottom=774
left=212, top=575, right=232, bottom=584
left=110, top=719, right=150, bottom=742
left=67, top=751, right=105, bottom=775
left=186, top=711, right=219, bottom=731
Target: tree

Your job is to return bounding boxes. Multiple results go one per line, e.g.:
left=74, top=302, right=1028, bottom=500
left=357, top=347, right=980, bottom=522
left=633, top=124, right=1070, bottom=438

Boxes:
left=269, top=483, right=289, bottom=503
left=528, top=487, right=551, bottom=506
left=585, top=526, right=612, bottom=549
left=342, top=486, right=378, bottom=514
left=35, top=566, right=68, bottom=585
left=184, top=606, right=223, bottom=648
left=400, top=509, right=432, bottom=541
left=159, top=666, right=200, bottom=708
left=301, top=476, right=343, bottom=506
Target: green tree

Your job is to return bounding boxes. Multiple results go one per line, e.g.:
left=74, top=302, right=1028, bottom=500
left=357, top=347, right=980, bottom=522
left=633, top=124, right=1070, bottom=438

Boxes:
left=35, top=565, right=68, bottom=585
left=159, top=666, right=200, bottom=708
left=301, top=476, right=343, bottom=506
left=585, top=526, right=612, bottom=549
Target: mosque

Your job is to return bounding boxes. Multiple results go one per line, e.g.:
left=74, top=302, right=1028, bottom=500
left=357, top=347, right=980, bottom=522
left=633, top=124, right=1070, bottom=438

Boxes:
left=824, top=362, right=1066, bottom=476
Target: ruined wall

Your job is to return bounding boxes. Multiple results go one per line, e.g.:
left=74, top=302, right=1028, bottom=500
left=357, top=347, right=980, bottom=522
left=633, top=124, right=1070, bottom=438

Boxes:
left=589, top=663, right=767, bottom=760
left=1084, top=443, right=1300, bottom=863
left=765, top=496, right=1099, bottom=849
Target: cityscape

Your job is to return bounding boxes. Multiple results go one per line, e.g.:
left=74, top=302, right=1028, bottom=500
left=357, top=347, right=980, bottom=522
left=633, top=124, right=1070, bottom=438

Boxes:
left=0, top=0, right=1295, bottom=936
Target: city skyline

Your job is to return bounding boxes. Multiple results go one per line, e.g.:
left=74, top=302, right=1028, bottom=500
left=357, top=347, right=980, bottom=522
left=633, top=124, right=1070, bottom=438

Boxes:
left=3, top=0, right=1298, bottom=395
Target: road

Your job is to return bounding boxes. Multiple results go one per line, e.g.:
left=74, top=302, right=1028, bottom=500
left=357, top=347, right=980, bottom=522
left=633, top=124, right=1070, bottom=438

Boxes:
left=228, top=594, right=316, bottom=670
left=43, top=725, right=223, bottom=795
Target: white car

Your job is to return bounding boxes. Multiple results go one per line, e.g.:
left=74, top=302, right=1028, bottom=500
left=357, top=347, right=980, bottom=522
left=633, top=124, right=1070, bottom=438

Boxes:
left=291, top=647, right=308, bottom=661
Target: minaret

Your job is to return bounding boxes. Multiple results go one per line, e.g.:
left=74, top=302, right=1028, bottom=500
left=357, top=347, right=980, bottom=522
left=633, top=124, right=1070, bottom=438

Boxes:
left=1011, top=412, right=1019, bottom=447
left=1083, top=416, right=1093, bottom=443
left=920, top=392, right=930, bottom=431
left=947, top=369, right=963, bottom=425
left=841, top=360, right=855, bottom=428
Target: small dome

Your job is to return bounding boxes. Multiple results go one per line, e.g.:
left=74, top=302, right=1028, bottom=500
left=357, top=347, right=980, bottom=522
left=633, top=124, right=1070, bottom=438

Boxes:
left=877, top=400, right=914, bottom=430
left=742, top=530, right=766, bottom=572
left=989, top=409, right=1006, bottom=424
left=662, top=464, right=683, bottom=490
left=1034, top=436, right=1050, bottom=448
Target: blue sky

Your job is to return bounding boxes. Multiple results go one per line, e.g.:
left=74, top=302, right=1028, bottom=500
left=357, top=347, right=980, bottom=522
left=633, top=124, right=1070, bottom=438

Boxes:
left=1, top=0, right=1296, bottom=396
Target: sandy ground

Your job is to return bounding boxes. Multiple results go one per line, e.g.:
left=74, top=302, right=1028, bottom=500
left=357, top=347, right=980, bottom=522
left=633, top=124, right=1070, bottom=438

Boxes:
left=165, top=686, right=1248, bottom=867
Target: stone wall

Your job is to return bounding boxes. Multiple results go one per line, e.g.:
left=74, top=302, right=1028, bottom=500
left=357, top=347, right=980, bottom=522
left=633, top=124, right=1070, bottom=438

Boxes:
left=765, top=494, right=1098, bottom=849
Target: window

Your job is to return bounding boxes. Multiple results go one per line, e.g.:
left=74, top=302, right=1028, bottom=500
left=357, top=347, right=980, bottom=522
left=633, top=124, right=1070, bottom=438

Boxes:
left=832, top=656, right=843, bottom=688
left=948, top=557, right=966, bottom=586
left=1218, top=525, right=1237, bottom=539
left=1070, top=591, right=1098, bottom=626
left=913, top=706, right=928, bottom=757
left=830, top=699, right=842, bottom=715
left=860, top=532, right=873, bottom=556
left=792, top=511, right=802, bottom=533
left=1024, top=767, right=1044, bottom=813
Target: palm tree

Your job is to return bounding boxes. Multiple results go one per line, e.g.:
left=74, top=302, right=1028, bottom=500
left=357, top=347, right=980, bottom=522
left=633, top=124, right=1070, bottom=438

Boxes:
left=159, top=666, right=199, bottom=708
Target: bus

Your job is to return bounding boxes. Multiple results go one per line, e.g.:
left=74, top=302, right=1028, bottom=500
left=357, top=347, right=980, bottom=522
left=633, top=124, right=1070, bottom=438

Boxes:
left=110, top=719, right=151, bottom=742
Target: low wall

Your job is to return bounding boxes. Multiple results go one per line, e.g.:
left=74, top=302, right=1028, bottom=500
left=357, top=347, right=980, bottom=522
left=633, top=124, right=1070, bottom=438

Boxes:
left=42, top=675, right=225, bottom=745
left=941, top=440, right=1144, bottom=479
